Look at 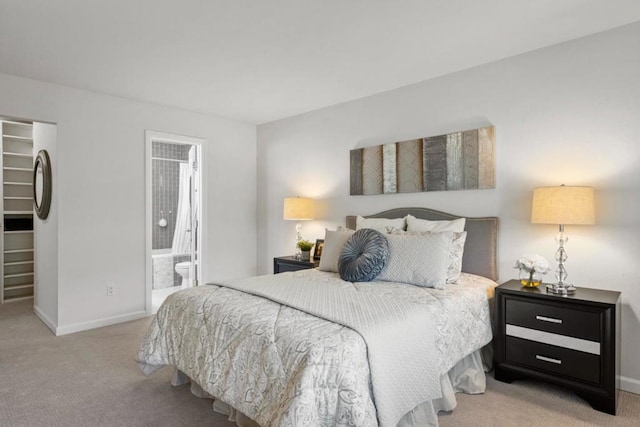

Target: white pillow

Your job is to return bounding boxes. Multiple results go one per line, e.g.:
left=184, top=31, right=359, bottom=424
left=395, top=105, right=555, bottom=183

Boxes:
left=376, top=232, right=452, bottom=289
left=318, top=229, right=356, bottom=272
left=389, top=229, right=467, bottom=284
left=356, top=215, right=406, bottom=232
left=406, top=214, right=466, bottom=233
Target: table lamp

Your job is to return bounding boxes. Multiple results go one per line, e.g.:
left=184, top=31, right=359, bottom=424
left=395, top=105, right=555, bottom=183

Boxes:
left=283, top=197, right=314, bottom=258
left=531, top=185, right=595, bottom=295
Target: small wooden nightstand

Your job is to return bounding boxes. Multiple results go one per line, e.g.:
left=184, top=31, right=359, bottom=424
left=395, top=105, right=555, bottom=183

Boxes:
left=273, top=256, right=320, bottom=274
left=494, top=280, right=621, bottom=415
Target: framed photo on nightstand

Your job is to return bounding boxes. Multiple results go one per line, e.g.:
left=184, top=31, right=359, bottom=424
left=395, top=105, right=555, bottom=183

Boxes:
left=314, top=239, right=324, bottom=260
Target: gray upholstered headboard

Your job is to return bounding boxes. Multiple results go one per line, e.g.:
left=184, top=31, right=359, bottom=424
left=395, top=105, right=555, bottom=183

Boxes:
left=346, top=207, right=498, bottom=281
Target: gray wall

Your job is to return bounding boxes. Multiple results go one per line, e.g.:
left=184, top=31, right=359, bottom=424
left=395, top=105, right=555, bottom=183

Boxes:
left=257, top=23, right=640, bottom=391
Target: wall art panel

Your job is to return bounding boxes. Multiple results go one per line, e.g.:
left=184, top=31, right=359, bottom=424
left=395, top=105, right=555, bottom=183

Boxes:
left=362, top=145, right=383, bottom=195
left=445, top=132, right=463, bottom=191
left=350, top=149, right=364, bottom=195
left=463, top=129, right=479, bottom=189
left=397, top=139, right=422, bottom=193
left=350, top=126, right=495, bottom=195
left=478, top=127, right=495, bottom=189
left=423, top=135, right=447, bottom=191
left=382, top=143, right=397, bottom=194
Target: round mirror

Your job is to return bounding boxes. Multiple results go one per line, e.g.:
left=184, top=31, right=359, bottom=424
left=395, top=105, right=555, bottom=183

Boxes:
left=34, top=163, right=44, bottom=207
left=33, top=150, right=52, bottom=219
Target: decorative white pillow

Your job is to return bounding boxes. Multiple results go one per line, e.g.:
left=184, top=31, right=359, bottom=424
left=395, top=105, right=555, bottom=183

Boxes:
left=318, top=228, right=356, bottom=273
left=406, top=214, right=466, bottom=233
left=356, top=215, right=406, bottom=232
left=376, top=232, right=452, bottom=289
left=389, top=229, right=467, bottom=284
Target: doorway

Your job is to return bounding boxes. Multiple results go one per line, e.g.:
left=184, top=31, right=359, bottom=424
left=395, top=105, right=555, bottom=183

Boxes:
left=145, top=131, right=203, bottom=315
left=0, top=115, right=57, bottom=332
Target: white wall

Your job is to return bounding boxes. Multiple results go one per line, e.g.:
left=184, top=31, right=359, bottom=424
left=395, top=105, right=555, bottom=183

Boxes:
left=33, top=122, right=59, bottom=331
left=257, top=23, right=640, bottom=391
left=0, top=72, right=257, bottom=334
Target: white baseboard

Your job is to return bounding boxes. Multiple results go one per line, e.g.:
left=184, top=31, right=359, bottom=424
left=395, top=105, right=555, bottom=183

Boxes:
left=55, top=310, right=148, bottom=336
left=621, top=376, right=640, bottom=395
left=33, top=305, right=57, bottom=334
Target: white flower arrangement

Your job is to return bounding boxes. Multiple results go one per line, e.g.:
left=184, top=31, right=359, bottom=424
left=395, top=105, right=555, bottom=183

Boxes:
left=514, top=254, right=550, bottom=274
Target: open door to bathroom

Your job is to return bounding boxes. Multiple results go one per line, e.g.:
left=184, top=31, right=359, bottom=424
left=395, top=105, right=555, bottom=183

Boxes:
left=145, top=131, right=204, bottom=315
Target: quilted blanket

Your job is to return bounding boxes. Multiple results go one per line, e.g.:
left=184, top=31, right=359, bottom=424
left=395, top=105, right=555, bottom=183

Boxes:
left=219, top=273, right=442, bottom=427
left=138, top=270, right=494, bottom=426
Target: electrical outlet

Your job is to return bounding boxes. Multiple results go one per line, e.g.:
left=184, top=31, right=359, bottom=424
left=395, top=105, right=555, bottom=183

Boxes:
left=107, top=285, right=115, bottom=296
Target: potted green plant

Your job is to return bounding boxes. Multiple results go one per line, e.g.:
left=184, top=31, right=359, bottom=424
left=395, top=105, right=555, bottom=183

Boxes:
left=296, top=240, right=314, bottom=261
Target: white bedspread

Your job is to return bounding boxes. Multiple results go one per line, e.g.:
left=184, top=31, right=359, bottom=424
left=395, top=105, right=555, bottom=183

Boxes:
left=138, top=270, right=494, bottom=426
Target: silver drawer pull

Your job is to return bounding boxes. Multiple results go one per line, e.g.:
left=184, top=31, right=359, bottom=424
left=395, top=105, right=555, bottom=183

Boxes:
left=536, top=355, right=562, bottom=365
left=536, top=315, right=562, bottom=324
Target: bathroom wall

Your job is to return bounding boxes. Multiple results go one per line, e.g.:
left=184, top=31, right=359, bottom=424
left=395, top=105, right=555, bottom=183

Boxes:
left=151, top=253, right=174, bottom=289
left=151, top=141, right=190, bottom=250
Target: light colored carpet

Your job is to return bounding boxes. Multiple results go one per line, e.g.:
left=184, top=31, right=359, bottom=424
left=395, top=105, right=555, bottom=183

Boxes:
left=0, top=300, right=235, bottom=427
left=1, top=300, right=639, bottom=427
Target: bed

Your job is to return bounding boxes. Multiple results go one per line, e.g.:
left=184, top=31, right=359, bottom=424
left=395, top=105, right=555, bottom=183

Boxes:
left=137, top=207, right=499, bottom=427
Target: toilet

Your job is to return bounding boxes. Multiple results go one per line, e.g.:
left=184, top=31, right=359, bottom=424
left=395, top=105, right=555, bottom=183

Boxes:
left=175, top=261, right=195, bottom=287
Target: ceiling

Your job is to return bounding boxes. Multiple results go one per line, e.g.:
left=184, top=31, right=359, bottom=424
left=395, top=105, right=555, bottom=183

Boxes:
left=1, top=1, right=640, bottom=124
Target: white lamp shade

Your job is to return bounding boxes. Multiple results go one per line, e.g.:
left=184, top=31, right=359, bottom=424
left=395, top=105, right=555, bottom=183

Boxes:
left=531, top=186, right=595, bottom=225
left=283, top=197, right=314, bottom=220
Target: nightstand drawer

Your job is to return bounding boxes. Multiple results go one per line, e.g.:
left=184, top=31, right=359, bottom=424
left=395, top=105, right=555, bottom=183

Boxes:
left=277, top=263, right=309, bottom=273
left=506, top=336, right=600, bottom=384
left=506, top=298, right=601, bottom=342
left=273, top=256, right=320, bottom=274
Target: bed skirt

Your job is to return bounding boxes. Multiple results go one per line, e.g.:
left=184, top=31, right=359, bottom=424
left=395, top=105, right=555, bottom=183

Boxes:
left=168, top=344, right=493, bottom=427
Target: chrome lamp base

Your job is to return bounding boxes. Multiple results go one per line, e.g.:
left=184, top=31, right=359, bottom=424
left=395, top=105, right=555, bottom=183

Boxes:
left=293, top=221, right=303, bottom=260
left=546, top=283, right=576, bottom=295
left=547, top=224, right=576, bottom=296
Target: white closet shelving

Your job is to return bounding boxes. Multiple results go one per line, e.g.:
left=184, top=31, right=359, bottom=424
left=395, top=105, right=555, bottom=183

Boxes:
left=1, top=121, right=34, bottom=303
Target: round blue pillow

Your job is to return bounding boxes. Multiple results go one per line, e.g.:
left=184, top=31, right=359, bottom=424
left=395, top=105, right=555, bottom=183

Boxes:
left=338, top=229, right=390, bottom=282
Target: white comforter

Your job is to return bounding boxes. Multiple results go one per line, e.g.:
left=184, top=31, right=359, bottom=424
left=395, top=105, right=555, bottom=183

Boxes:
left=137, top=270, right=494, bottom=427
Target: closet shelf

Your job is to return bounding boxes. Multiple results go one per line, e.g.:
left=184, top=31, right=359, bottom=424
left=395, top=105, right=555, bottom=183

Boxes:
left=2, top=120, right=34, bottom=304
left=2, top=135, right=33, bottom=142
left=4, top=211, right=33, bottom=214
left=2, top=121, right=31, bottom=127
left=4, top=272, right=34, bottom=279
left=3, top=249, right=34, bottom=254
left=4, top=182, right=32, bottom=186
left=2, top=295, right=33, bottom=303
left=3, top=167, right=31, bottom=172
left=4, top=283, right=33, bottom=290
left=3, top=152, right=32, bottom=158
left=4, top=261, right=34, bottom=266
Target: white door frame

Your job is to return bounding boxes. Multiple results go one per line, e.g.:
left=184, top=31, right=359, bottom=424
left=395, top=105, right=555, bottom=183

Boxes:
left=145, top=130, right=204, bottom=316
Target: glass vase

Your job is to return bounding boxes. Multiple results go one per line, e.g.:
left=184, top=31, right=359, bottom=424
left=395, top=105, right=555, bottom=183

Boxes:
left=519, top=269, right=542, bottom=288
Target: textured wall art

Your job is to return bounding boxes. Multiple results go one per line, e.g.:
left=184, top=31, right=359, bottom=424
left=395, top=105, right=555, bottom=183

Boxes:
left=350, top=126, right=495, bottom=195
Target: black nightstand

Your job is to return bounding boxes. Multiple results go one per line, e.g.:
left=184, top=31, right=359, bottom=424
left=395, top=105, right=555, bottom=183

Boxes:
left=273, top=256, right=320, bottom=274
left=494, top=280, right=621, bottom=415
